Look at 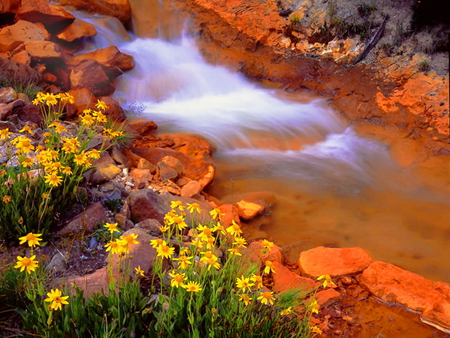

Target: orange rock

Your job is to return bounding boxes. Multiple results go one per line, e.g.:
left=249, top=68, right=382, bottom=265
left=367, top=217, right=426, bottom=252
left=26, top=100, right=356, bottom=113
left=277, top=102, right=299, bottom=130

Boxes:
left=53, top=0, right=132, bottom=24
left=23, top=40, right=62, bottom=59
left=130, top=168, right=152, bottom=189
left=361, top=261, right=450, bottom=334
left=0, top=0, right=20, bottom=14
left=15, top=0, right=75, bottom=33
left=0, top=20, right=48, bottom=52
left=298, top=246, right=373, bottom=277
left=235, top=200, right=264, bottom=220
left=70, top=59, right=115, bottom=96
left=245, top=241, right=283, bottom=265
left=272, top=261, right=316, bottom=293
left=57, top=203, right=108, bottom=236
left=217, top=203, right=240, bottom=227
left=56, top=18, right=97, bottom=42
left=70, top=46, right=134, bottom=80
left=316, top=288, right=340, bottom=306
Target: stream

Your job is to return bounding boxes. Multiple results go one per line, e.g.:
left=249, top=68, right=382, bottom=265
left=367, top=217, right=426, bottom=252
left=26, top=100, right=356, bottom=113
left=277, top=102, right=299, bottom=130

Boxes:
left=78, top=6, right=450, bottom=283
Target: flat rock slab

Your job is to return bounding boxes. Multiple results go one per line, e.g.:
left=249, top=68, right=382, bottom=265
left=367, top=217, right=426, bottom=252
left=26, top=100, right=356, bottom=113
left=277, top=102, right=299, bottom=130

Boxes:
left=361, top=261, right=450, bottom=334
left=298, top=246, right=373, bottom=277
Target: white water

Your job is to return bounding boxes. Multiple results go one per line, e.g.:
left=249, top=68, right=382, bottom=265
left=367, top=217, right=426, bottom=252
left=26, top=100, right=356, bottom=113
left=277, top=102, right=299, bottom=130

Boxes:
left=79, top=13, right=450, bottom=282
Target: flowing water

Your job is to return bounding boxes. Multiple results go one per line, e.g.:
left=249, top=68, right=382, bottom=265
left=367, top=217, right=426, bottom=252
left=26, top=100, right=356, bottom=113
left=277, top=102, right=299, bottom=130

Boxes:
left=77, top=7, right=450, bottom=283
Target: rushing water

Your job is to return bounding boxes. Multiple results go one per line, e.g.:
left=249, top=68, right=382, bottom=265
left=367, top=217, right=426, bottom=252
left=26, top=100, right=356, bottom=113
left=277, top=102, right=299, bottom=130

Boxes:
left=78, top=9, right=450, bottom=283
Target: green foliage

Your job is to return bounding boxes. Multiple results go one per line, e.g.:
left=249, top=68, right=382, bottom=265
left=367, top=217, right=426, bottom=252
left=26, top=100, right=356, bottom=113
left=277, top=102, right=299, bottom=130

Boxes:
left=417, top=59, right=431, bottom=72
left=0, top=93, right=129, bottom=244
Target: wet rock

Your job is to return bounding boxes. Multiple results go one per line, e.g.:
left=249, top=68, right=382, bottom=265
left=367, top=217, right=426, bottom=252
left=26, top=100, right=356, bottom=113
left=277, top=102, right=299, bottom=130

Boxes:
left=57, top=203, right=108, bottom=236
left=217, top=203, right=240, bottom=226
left=70, top=46, right=134, bottom=80
left=298, top=246, right=373, bottom=277
left=128, top=119, right=158, bottom=136
left=15, top=0, right=75, bottom=33
left=56, top=18, right=97, bottom=42
left=70, top=59, right=115, bottom=96
left=272, top=261, right=316, bottom=293
left=53, top=0, right=132, bottom=24
left=225, top=191, right=276, bottom=220
left=0, top=20, right=48, bottom=52
left=158, top=133, right=215, bottom=160
left=361, top=261, right=450, bottom=334
left=316, top=288, right=341, bottom=306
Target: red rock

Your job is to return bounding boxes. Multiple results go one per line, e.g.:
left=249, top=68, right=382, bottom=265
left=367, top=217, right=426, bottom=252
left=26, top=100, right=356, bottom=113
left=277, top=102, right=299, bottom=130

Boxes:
left=97, top=96, right=126, bottom=122
left=53, top=0, right=132, bottom=24
left=217, top=203, right=240, bottom=227
left=56, top=18, right=97, bottom=42
left=158, top=133, right=214, bottom=160
left=236, top=200, right=264, bottom=220
left=180, top=180, right=202, bottom=198
left=245, top=241, right=283, bottom=265
left=224, top=191, right=276, bottom=220
left=65, top=88, right=95, bottom=118
left=15, top=0, right=75, bottom=33
left=298, top=246, right=373, bottom=277
left=272, top=261, right=316, bottom=293
left=70, top=45, right=134, bottom=79
left=57, top=203, right=108, bottom=236
left=128, top=119, right=158, bottom=136
left=361, top=261, right=450, bottom=334
left=23, top=40, right=62, bottom=59
left=0, top=20, right=48, bottom=52
left=70, top=59, right=115, bottom=96
left=11, top=50, right=31, bottom=66
left=0, top=0, right=20, bottom=14
left=316, top=288, right=341, bottom=306
left=67, top=266, right=109, bottom=298
left=130, top=168, right=152, bottom=189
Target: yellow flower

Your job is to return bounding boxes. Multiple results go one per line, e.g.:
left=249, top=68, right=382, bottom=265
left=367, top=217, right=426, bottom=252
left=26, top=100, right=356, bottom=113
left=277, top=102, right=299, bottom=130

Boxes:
left=80, top=114, right=95, bottom=126
left=42, top=93, right=58, bottom=106
left=311, top=326, right=323, bottom=334
left=226, top=220, right=242, bottom=237
left=95, top=100, right=109, bottom=110
left=233, top=236, right=247, bottom=247
left=21, top=157, right=35, bottom=168
left=14, top=255, right=39, bottom=274
left=236, top=275, right=254, bottom=292
left=173, top=255, right=192, bottom=269
left=62, top=166, right=72, bottom=175
left=73, top=153, right=91, bottom=167
left=280, top=307, right=293, bottom=316
left=12, top=136, right=34, bottom=154
left=191, top=238, right=203, bottom=249
left=18, top=233, right=42, bottom=248
left=92, top=110, right=107, bottom=123
left=2, top=195, right=11, bottom=204
left=317, top=274, right=336, bottom=288
left=61, top=137, right=80, bottom=153
left=19, top=125, right=33, bottom=134
left=250, top=274, right=263, bottom=289
left=135, top=265, right=145, bottom=277
left=105, top=240, right=121, bottom=254
left=257, top=291, right=275, bottom=305
left=44, top=173, right=62, bottom=187
left=263, top=260, right=275, bottom=274
left=104, top=222, right=120, bottom=234
left=159, top=225, right=169, bottom=233
left=309, top=300, right=320, bottom=314
left=200, top=251, right=220, bottom=270
left=187, top=202, right=201, bottom=214
left=59, top=92, right=74, bottom=104
left=183, top=281, right=202, bottom=293
left=167, top=214, right=188, bottom=231
left=209, top=208, right=225, bottom=220
left=0, top=128, right=12, bottom=140
left=86, top=149, right=101, bottom=159
left=44, top=289, right=69, bottom=311
left=156, top=242, right=175, bottom=259
left=168, top=271, right=186, bottom=288
left=262, top=239, right=274, bottom=250
left=49, top=121, right=67, bottom=133
left=121, top=233, right=139, bottom=246
left=228, top=247, right=242, bottom=256
left=150, top=238, right=165, bottom=248
left=239, top=294, right=252, bottom=306
left=212, top=222, right=226, bottom=235
left=170, top=201, right=185, bottom=211
left=196, top=224, right=214, bottom=242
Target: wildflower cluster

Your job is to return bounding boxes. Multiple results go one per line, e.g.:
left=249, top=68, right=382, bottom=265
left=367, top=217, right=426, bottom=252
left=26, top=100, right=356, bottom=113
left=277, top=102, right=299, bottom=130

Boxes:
left=0, top=92, right=129, bottom=242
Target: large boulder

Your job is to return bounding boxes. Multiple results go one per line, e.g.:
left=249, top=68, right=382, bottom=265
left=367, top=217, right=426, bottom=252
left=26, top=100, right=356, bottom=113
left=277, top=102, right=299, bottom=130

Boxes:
left=298, top=246, right=373, bottom=277
left=0, top=20, right=48, bottom=52
left=69, top=59, right=115, bottom=96
left=0, top=0, right=20, bottom=15
left=23, top=40, right=62, bottom=59
left=15, top=0, right=75, bottom=34
left=361, top=261, right=450, bottom=334
left=56, top=18, right=97, bottom=42
left=70, top=46, right=134, bottom=80
left=53, top=0, right=132, bottom=24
